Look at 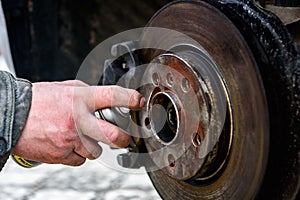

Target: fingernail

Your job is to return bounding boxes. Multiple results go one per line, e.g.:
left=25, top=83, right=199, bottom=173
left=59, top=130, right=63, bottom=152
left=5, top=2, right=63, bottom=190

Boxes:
left=140, top=97, right=146, bottom=108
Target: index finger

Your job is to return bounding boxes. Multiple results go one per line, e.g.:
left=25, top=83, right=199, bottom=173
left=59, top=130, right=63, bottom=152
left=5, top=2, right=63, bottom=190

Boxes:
left=89, top=86, right=145, bottom=110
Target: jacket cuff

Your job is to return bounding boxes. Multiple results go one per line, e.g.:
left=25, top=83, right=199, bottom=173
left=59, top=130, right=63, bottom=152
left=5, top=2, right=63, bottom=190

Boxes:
left=0, top=71, right=32, bottom=167
left=12, top=78, right=32, bottom=147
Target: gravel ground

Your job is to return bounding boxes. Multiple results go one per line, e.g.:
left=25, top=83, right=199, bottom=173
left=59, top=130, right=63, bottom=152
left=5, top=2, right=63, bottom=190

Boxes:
left=0, top=156, right=162, bottom=200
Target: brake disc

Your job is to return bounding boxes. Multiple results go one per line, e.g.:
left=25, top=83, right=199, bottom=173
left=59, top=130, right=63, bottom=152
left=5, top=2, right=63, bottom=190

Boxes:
left=99, top=0, right=299, bottom=199
left=138, top=1, right=267, bottom=199
left=136, top=0, right=299, bottom=199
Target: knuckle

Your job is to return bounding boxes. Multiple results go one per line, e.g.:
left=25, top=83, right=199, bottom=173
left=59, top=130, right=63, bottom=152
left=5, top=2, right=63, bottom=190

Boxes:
left=111, top=85, right=124, bottom=96
left=94, top=145, right=102, bottom=158
left=130, top=92, right=141, bottom=107
left=96, top=86, right=115, bottom=103
left=107, top=130, right=119, bottom=144
left=52, top=151, right=67, bottom=160
left=87, top=148, right=101, bottom=160
left=107, top=130, right=130, bottom=148
left=62, top=157, right=86, bottom=166
left=55, top=140, right=68, bottom=151
left=122, top=135, right=131, bottom=147
left=91, top=152, right=101, bottom=159
left=109, top=86, right=119, bottom=100
left=73, top=158, right=86, bottom=166
left=103, top=85, right=114, bottom=96
left=87, top=154, right=97, bottom=160
left=55, top=134, right=75, bottom=156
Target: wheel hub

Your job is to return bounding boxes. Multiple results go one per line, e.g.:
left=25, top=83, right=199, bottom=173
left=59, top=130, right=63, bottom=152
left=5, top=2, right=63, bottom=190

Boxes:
left=138, top=45, right=230, bottom=181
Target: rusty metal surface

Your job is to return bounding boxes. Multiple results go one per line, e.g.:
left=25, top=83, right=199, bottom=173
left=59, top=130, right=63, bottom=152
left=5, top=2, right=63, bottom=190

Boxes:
left=138, top=52, right=228, bottom=180
left=141, top=1, right=269, bottom=199
left=141, top=0, right=299, bottom=199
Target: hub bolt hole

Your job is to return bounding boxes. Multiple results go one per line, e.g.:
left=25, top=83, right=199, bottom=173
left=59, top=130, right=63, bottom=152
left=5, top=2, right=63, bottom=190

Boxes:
left=144, top=117, right=151, bottom=129
left=167, top=73, right=174, bottom=86
left=168, top=154, right=176, bottom=168
left=152, top=72, right=160, bottom=86
left=182, top=78, right=190, bottom=93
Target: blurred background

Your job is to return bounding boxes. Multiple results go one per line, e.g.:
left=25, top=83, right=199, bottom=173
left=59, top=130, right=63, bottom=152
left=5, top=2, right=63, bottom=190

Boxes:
left=2, top=0, right=172, bottom=81
left=0, top=158, right=162, bottom=200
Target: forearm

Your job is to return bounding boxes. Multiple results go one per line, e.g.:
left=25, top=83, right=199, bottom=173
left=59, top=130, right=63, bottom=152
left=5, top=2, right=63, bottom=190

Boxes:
left=0, top=70, right=32, bottom=170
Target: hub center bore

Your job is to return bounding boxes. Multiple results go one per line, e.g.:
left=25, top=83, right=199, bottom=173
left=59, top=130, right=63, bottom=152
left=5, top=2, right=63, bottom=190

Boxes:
left=150, top=92, right=180, bottom=144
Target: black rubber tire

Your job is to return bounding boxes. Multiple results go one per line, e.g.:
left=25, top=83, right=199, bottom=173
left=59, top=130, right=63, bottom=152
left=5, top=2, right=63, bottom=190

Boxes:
left=204, top=0, right=300, bottom=199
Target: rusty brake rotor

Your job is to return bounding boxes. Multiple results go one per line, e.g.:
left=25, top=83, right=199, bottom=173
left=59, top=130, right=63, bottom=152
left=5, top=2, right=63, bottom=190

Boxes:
left=138, top=45, right=229, bottom=180
left=138, top=0, right=270, bottom=199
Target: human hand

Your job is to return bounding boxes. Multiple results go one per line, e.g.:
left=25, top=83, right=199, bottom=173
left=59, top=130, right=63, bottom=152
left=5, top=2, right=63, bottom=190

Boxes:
left=12, top=80, right=145, bottom=166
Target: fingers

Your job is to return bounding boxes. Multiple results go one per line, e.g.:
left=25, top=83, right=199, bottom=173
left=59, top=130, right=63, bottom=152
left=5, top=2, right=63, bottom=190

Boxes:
left=52, top=82, right=145, bottom=110
left=72, top=85, right=142, bottom=159
left=78, top=113, right=130, bottom=148
left=74, top=135, right=102, bottom=160
left=61, top=153, right=86, bottom=166
left=91, top=86, right=145, bottom=110
left=60, top=136, right=102, bottom=166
